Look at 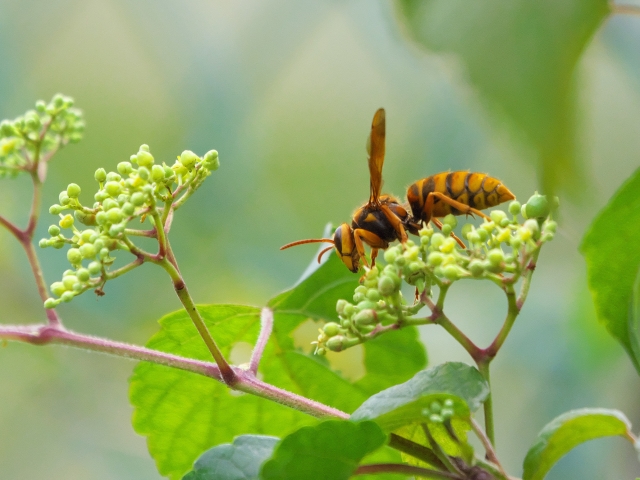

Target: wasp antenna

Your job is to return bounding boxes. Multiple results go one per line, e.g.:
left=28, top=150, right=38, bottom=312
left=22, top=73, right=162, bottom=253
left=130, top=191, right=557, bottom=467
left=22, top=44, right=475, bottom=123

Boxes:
left=280, top=238, right=334, bottom=250
left=316, top=245, right=334, bottom=263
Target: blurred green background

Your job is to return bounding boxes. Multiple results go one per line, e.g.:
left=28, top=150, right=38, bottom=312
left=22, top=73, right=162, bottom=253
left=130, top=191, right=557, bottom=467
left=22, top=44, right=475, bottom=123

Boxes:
left=0, top=1, right=639, bottom=478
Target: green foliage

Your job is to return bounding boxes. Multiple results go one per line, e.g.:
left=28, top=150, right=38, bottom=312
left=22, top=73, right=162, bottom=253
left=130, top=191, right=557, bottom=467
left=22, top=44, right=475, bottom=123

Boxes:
left=394, top=0, right=609, bottom=194
left=522, top=409, right=634, bottom=480
left=581, top=167, right=640, bottom=375
left=130, top=254, right=426, bottom=479
left=351, top=362, right=489, bottom=431
left=183, top=435, right=279, bottom=480
left=260, top=420, right=386, bottom=480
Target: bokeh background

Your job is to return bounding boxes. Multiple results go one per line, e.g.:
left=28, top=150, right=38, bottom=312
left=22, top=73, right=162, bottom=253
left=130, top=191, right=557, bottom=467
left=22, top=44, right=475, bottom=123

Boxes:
left=1, top=1, right=639, bottom=478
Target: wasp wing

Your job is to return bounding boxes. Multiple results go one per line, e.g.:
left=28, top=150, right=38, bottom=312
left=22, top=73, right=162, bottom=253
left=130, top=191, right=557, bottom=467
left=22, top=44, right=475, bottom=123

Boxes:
left=367, top=108, right=386, bottom=205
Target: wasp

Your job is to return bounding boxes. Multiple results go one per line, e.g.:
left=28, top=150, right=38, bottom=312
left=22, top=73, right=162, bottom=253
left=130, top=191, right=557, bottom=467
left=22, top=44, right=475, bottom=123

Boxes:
left=280, top=108, right=515, bottom=273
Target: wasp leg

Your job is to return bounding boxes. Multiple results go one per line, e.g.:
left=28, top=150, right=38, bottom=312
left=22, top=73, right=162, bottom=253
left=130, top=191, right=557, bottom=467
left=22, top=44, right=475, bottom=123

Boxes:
left=380, top=204, right=409, bottom=243
left=353, top=229, right=388, bottom=269
left=432, top=218, right=466, bottom=249
left=424, top=191, right=491, bottom=222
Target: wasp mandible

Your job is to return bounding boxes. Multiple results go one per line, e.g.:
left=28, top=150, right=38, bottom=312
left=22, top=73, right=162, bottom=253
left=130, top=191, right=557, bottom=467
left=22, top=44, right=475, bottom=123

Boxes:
left=281, top=108, right=413, bottom=272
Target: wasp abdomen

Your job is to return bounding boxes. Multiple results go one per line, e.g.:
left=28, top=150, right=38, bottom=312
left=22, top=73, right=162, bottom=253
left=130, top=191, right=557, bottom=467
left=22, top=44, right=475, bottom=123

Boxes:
left=407, top=171, right=514, bottom=221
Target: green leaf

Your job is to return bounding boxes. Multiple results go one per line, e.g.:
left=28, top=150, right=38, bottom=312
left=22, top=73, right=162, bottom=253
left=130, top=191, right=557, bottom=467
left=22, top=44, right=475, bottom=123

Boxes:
left=581, top=167, right=640, bottom=375
left=351, top=362, right=489, bottom=431
left=394, top=0, right=609, bottom=194
left=522, top=408, right=634, bottom=480
left=260, top=420, right=386, bottom=480
left=130, top=254, right=426, bottom=479
left=183, top=435, right=279, bottom=480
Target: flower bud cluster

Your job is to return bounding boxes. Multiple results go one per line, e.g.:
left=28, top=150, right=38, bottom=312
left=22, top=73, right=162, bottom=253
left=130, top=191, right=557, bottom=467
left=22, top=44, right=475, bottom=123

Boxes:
left=316, top=194, right=557, bottom=353
left=41, top=146, right=220, bottom=308
left=422, top=398, right=456, bottom=424
left=0, top=94, right=84, bottom=178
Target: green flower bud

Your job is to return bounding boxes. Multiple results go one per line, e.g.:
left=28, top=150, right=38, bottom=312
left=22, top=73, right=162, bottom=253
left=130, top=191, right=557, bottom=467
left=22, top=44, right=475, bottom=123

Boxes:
left=104, top=181, right=122, bottom=197
left=130, top=192, right=145, bottom=206
left=383, top=248, right=398, bottom=264
left=429, top=414, right=443, bottom=424
left=336, top=299, right=348, bottom=315
left=66, top=248, right=82, bottom=264
left=354, top=309, right=377, bottom=326
left=476, top=228, right=489, bottom=242
left=509, top=200, right=521, bottom=216
left=66, top=183, right=81, bottom=198
left=394, top=255, right=406, bottom=267
left=151, top=164, right=165, bottom=183
left=74, top=210, right=96, bottom=226
left=180, top=150, right=198, bottom=169
left=323, top=322, right=341, bottom=337
left=137, top=166, right=150, bottom=180
left=94, top=168, right=107, bottom=183
left=442, top=214, right=457, bottom=228
left=523, top=219, right=540, bottom=236
left=524, top=193, right=550, bottom=219
left=366, top=288, right=381, bottom=301
left=59, top=214, right=74, bottom=229
left=343, top=303, right=355, bottom=318
left=378, top=275, right=396, bottom=296
left=163, top=164, right=175, bottom=179
left=487, top=248, right=504, bottom=266
left=109, top=223, right=125, bottom=236
left=44, top=298, right=57, bottom=309
left=353, top=291, right=365, bottom=304
left=326, top=335, right=348, bottom=352
left=442, top=265, right=460, bottom=281
left=408, top=261, right=422, bottom=274
left=48, top=225, right=61, bottom=236
left=356, top=300, right=377, bottom=312
left=38, top=238, right=49, bottom=248
left=404, top=246, right=420, bottom=261
left=62, top=275, right=78, bottom=290
left=490, top=210, right=506, bottom=224
left=136, top=151, right=154, bottom=168
left=106, top=208, right=124, bottom=224
left=121, top=202, right=135, bottom=216
left=203, top=150, right=220, bottom=170
left=52, top=241, right=65, bottom=249
left=544, top=220, right=557, bottom=234
left=61, top=291, right=75, bottom=303
left=440, top=408, right=454, bottom=420
left=427, top=251, right=444, bottom=266
left=24, top=110, right=41, bottom=130
left=102, top=198, right=118, bottom=211
left=441, top=224, right=452, bottom=236
left=79, top=243, right=97, bottom=259
left=76, top=268, right=90, bottom=282
left=59, top=191, right=70, bottom=205
left=95, top=211, right=107, bottom=225
left=467, top=260, right=484, bottom=277
left=88, top=261, right=102, bottom=275
left=430, top=233, right=445, bottom=249
left=51, top=282, right=66, bottom=297
left=139, top=144, right=150, bottom=152
left=117, top=162, right=133, bottom=175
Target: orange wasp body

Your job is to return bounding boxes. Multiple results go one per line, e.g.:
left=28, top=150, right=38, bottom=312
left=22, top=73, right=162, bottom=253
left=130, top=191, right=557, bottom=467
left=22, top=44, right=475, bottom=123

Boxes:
left=281, top=109, right=515, bottom=272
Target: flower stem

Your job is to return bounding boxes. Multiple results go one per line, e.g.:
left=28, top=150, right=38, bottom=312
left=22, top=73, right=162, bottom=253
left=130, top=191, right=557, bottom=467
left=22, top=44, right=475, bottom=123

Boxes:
left=159, top=257, right=235, bottom=384
left=477, top=360, right=495, bottom=446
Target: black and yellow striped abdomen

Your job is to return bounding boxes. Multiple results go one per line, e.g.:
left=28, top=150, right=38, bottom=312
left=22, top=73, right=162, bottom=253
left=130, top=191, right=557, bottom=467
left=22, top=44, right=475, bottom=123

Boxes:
left=407, top=171, right=515, bottom=222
